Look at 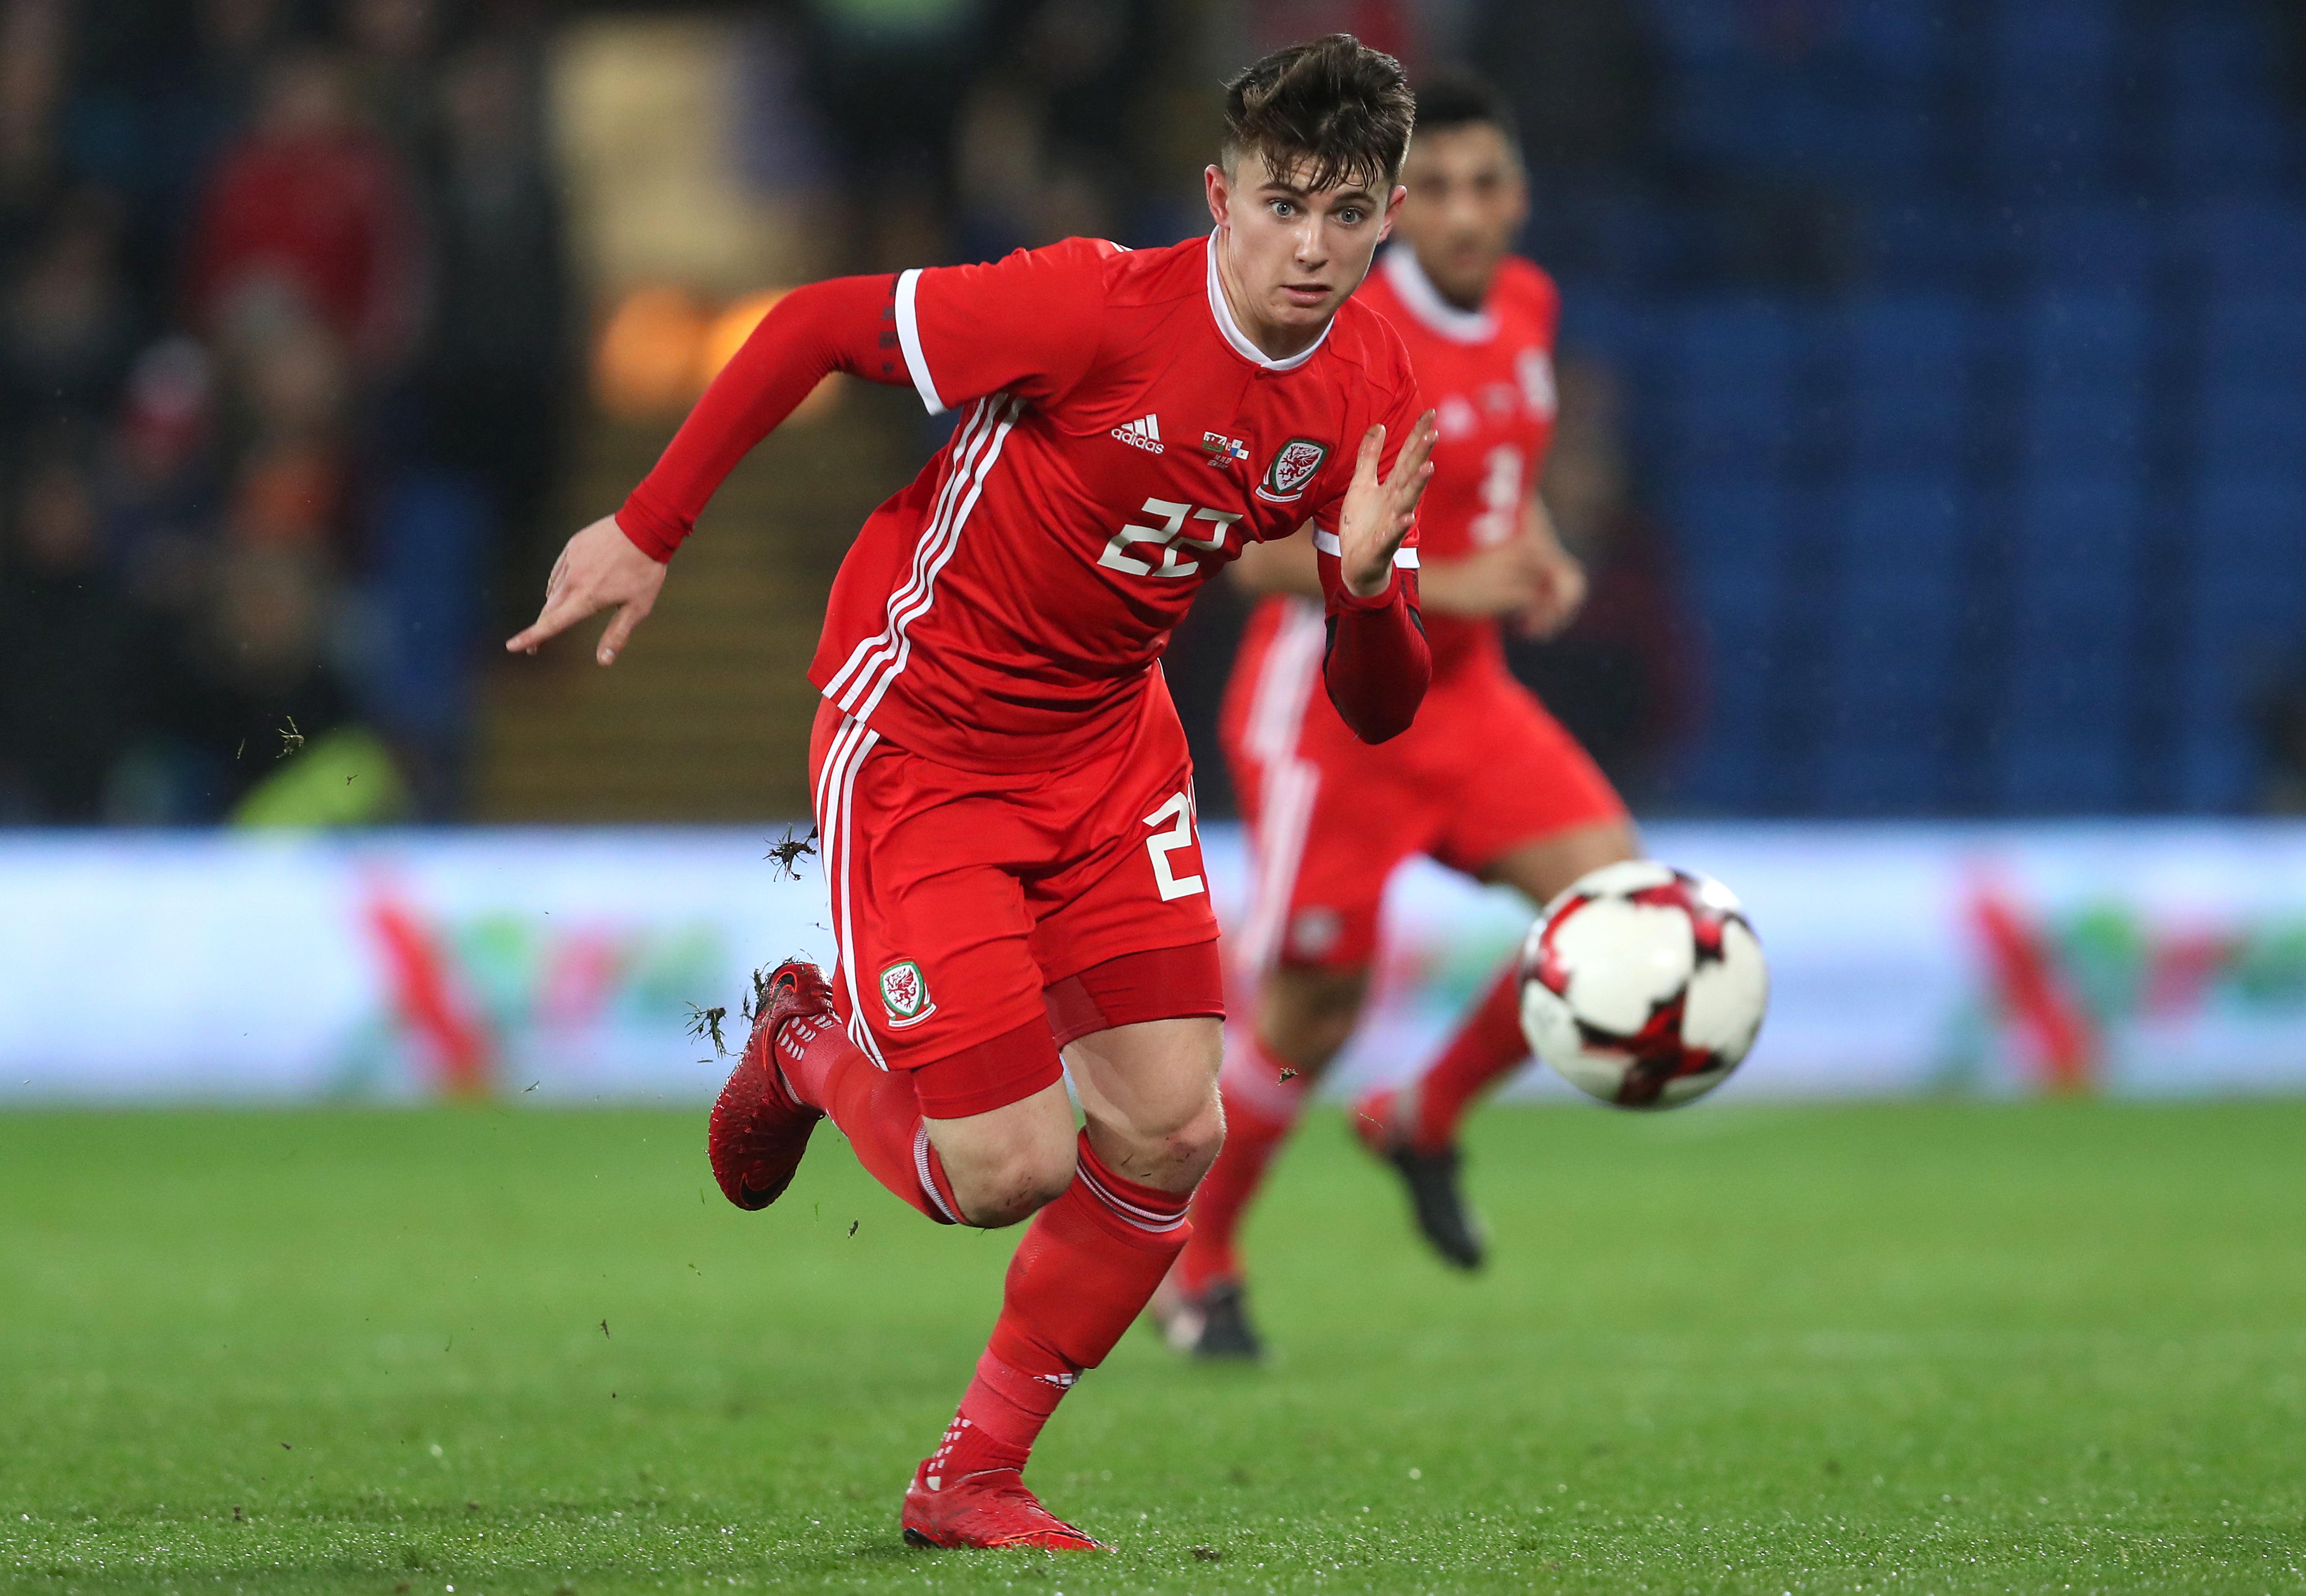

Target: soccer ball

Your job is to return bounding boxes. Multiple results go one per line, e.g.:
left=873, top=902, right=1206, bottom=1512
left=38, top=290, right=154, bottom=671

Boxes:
left=1518, top=861, right=1768, bottom=1110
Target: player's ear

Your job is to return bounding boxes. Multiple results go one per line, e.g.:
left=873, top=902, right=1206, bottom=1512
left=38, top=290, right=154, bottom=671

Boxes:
left=1379, top=182, right=1407, bottom=240
left=1204, top=164, right=1232, bottom=230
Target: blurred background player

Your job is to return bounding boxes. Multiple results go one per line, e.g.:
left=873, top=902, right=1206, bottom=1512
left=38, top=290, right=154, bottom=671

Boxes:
left=1160, top=72, right=1641, bottom=1360
left=505, top=34, right=1436, bottom=1550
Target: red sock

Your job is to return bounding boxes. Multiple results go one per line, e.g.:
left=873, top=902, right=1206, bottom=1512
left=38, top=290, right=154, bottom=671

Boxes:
left=1175, top=1035, right=1307, bottom=1295
left=929, top=1131, right=1189, bottom=1482
left=775, top=1011, right=963, bottom=1224
left=1410, top=959, right=1528, bottom=1152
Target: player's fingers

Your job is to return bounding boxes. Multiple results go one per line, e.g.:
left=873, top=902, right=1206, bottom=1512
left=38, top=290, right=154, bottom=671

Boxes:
left=595, top=594, right=652, bottom=666
left=505, top=581, right=600, bottom=655
left=1355, top=423, right=1386, bottom=482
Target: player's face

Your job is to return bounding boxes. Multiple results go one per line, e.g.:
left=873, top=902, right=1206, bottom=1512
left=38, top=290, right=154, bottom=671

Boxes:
left=1396, top=122, right=1528, bottom=310
left=1205, top=148, right=1405, bottom=351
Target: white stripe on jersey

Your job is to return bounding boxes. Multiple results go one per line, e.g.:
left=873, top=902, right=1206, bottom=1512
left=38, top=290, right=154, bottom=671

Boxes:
left=823, top=397, right=996, bottom=703
left=813, top=711, right=887, bottom=1069
left=1236, top=600, right=1328, bottom=975
left=841, top=395, right=1025, bottom=724
left=1311, top=526, right=1420, bottom=567
left=893, top=268, right=946, bottom=415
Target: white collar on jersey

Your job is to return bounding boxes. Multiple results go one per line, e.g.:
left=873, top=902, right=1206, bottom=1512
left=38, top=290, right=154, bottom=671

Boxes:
left=1381, top=244, right=1498, bottom=345
left=1204, top=230, right=1335, bottom=371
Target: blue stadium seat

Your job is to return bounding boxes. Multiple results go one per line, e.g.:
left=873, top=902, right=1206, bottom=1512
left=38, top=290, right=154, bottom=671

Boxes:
left=1820, top=737, right=1945, bottom=814
left=1668, top=301, right=1799, bottom=471
left=2185, top=481, right=2306, bottom=683
left=2027, top=201, right=2157, bottom=289
left=1849, top=296, right=1972, bottom=468
left=1846, top=472, right=1965, bottom=567
left=1865, top=196, right=1987, bottom=289
left=2162, top=100, right=2290, bottom=196
left=2164, top=7, right=2262, bottom=102
left=2200, top=293, right=2306, bottom=382
left=1998, top=734, right=2130, bottom=813
left=1844, top=0, right=1944, bottom=81
left=2027, top=381, right=2145, bottom=472
left=2184, top=199, right=2306, bottom=291
left=2194, top=384, right=2306, bottom=473
left=1984, top=90, right=2115, bottom=196
left=1669, top=475, right=1789, bottom=594
left=2174, top=732, right=2252, bottom=813
left=2023, top=290, right=2147, bottom=381
left=1990, top=0, right=2121, bottom=93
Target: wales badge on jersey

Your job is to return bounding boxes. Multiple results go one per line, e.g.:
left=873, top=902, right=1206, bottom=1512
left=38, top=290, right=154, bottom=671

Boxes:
left=878, top=959, right=936, bottom=1028
left=1257, top=437, right=1329, bottom=503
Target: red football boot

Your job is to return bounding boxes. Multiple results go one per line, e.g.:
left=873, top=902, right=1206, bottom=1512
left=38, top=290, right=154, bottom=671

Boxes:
left=706, top=960, right=832, bottom=1210
left=901, top=1459, right=1108, bottom=1551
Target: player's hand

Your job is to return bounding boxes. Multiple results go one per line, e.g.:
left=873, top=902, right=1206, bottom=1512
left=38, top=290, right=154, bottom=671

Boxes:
left=1336, top=410, right=1438, bottom=599
left=505, top=514, right=668, bottom=666
left=1514, top=542, right=1589, bottom=638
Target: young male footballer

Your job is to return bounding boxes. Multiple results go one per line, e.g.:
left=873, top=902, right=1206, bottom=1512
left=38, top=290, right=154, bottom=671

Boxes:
left=506, top=34, right=1437, bottom=1551
left=1158, top=73, right=1642, bottom=1359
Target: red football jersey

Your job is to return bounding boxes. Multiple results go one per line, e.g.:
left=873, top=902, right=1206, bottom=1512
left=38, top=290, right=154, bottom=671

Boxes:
left=1348, top=246, right=1561, bottom=679
left=810, top=234, right=1425, bottom=773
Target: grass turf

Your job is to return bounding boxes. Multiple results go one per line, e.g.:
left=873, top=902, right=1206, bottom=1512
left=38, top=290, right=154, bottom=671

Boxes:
left=1, top=1101, right=2302, bottom=1595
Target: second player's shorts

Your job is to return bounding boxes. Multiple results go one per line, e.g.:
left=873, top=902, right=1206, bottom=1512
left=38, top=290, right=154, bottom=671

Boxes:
left=1221, top=599, right=1628, bottom=974
left=810, top=681, right=1223, bottom=1117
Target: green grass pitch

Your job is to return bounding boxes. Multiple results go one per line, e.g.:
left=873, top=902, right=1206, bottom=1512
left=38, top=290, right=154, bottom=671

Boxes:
left=3, top=1100, right=2302, bottom=1595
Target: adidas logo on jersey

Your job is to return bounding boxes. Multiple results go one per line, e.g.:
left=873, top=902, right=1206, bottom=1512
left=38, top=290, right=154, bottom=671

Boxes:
left=1110, top=414, right=1165, bottom=453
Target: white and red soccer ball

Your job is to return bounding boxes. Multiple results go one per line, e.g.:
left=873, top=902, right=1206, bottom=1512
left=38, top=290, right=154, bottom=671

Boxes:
left=1518, top=861, right=1769, bottom=1110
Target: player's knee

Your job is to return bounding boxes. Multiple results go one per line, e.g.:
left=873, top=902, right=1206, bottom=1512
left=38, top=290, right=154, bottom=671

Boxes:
left=956, top=1141, right=1077, bottom=1228
left=1168, top=1095, right=1226, bottom=1183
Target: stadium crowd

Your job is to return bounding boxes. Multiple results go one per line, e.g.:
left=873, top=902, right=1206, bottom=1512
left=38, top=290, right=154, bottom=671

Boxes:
left=0, top=0, right=568, bottom=824
left=0, top=0, right=1689, bottom=827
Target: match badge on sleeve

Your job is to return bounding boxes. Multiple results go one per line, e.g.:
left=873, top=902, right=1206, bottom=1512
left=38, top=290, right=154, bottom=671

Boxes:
left=1257, top=437, right=1329, bottom=503
left=878, top=959, right=936, bottom=1028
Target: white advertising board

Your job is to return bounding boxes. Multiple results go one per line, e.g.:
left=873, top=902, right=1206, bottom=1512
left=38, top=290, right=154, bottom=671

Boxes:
left=2, top=822, right=2303, bottom=1103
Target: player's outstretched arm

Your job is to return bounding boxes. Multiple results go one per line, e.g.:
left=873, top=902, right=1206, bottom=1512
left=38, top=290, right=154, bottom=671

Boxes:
left=505, top=514, right=667, bottom=665
left=505, top=273, right=913, bottom=664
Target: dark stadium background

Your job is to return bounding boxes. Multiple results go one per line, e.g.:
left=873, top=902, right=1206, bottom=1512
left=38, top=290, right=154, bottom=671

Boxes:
left=8, top=0, right=2303, bottom=829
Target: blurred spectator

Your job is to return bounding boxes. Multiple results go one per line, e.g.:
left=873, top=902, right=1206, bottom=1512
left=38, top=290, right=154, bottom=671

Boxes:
left=800, top=0, right=996, bottom=269
left=0, top=0, right=68, bottom=263
left=189, top=46, right=426, bottom=374
left=107, top=335, right=225, bottom=620
left=0, top=432, right=142, bottom=821
left=341, top=0, right=443, bottom=156
left=1508, top=358, right=1697, bottom=805
left=953, top=0, right=1169, bottom=257
left=0, top=189, right=138, bottom=439
left=414, top=35, right=566, bottom=608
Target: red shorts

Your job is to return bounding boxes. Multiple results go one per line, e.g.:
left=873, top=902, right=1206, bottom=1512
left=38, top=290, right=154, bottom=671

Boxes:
left=810, top=685, right=1224, bottom=1117
left=1221, top=600, right=1628, bottom=973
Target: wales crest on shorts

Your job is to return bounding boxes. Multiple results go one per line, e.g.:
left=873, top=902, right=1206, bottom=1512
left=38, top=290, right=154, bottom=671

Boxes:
left=878, top=959, right=936, bottom=1028
left=1257, top=436, right=1329, bottom=503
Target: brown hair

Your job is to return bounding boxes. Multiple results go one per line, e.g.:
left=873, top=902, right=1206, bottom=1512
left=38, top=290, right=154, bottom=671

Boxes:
left=1221, top=34, right=1416, bottom=194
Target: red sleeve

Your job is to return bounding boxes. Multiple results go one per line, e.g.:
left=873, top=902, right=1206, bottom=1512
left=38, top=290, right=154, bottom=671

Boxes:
left=1317, top=550, right=1429, bottom=744
left=1310, top=350, right=1429, bottom=743
left=616, top=274, right=908, bottom=560
left=893, top=238, right=1114, bottom=414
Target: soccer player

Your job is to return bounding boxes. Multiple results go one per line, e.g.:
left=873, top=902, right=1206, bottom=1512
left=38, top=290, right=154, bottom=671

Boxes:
left=1158, top=73, right=1641, bottom=1359
left=505, top=35, right=1437, bottom=1552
